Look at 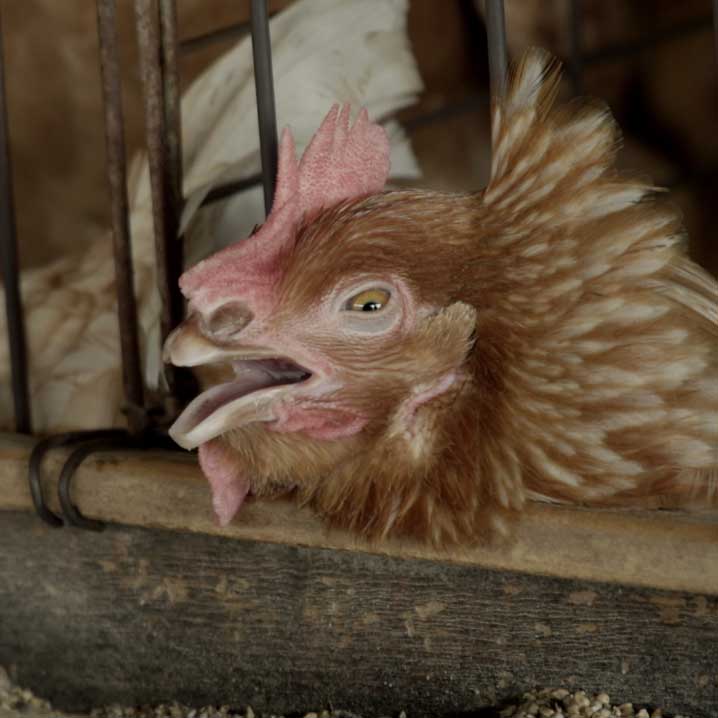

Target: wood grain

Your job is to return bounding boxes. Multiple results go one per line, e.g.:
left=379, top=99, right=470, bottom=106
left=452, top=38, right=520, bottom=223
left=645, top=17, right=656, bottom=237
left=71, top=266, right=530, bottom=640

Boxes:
left=2, top=512, right=717, bottom=717
left=1, top=432, right=717, bottom=596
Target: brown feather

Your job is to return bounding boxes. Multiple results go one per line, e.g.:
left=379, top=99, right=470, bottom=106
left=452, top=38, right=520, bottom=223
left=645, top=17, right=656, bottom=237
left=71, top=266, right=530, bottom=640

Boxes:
left=194, top=49, right=718, bottom=546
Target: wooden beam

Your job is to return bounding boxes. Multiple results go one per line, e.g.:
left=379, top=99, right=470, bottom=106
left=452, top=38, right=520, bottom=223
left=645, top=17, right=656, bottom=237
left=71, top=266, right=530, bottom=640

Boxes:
left=1, top=432, right=717, bottom=595
left=2, top=511, right=717, bottom=718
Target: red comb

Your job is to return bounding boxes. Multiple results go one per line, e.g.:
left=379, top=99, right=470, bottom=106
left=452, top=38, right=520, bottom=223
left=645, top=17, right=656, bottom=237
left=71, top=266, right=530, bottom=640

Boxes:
left=296, top=103, right=390, bottom=219
left=180, top=104, right=390, bottom=311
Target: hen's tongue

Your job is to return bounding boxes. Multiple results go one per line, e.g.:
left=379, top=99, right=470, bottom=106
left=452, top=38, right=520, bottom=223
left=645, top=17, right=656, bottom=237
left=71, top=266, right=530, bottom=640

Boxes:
left=199, top=440, right=251, bottom=526
left=169, top=366, right=279, bottom=450
left=194, top=368, right=276, bottom=425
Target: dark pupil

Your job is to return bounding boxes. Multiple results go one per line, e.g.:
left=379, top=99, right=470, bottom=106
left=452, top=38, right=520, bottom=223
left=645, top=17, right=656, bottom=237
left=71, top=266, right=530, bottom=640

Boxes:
left=362, top=301, right=381, bottom=312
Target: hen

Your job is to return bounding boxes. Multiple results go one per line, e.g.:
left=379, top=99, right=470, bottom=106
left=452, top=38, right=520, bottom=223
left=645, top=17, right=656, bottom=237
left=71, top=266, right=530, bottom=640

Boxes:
left=166, top=50, right=718, bottom=545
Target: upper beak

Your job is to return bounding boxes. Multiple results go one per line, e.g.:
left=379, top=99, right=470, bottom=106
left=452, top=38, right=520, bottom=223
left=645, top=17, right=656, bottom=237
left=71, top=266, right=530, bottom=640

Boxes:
left=162, top=315, right=309, bottom=450
left=163, top=316, right=233, bottom=367
left=163, top=315, right=281, bottom=370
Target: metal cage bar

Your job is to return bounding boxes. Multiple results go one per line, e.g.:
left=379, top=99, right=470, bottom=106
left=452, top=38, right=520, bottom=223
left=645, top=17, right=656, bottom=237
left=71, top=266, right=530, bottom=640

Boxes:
left=250, top=0, right=279, bottom=215
left=0, top=6, right=31, bottom=434
left=134, top=0, right=184, bottom=403
left=159, top=0, right=183, bottom=229
left=485, top=0, right=508, bottom=99
left=96, top=0, right=146, bottom=433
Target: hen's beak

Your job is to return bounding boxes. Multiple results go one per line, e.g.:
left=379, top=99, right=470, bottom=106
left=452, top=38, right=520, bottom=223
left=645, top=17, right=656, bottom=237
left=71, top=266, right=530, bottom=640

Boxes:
left=163, top=317, right=312, bottom=450
left=163, top=315, right=236, bottom=367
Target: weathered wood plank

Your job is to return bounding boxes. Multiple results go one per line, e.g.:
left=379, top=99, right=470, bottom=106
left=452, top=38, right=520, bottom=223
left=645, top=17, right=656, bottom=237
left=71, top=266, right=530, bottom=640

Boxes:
left=1, top=512, right=717, bottom=717
left=1, top=433, right=717, bottom=595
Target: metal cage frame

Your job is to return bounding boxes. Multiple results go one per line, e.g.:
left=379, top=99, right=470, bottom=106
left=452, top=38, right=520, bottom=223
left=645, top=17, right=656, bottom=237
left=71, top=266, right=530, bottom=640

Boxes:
left=1, top=0, right=717, bottom=526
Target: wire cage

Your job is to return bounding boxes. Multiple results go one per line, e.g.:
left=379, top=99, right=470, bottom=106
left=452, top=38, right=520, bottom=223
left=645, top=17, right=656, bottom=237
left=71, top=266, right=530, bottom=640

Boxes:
left=0, top=0, right=286, bottom=526
left=0, top=0, right=717, bottom=528
left=0, top=0, right=279, bottom=436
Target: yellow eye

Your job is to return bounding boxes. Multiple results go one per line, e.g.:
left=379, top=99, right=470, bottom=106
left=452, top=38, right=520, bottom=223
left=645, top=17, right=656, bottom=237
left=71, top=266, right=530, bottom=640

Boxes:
left=345, top=288, right=391, bottom=313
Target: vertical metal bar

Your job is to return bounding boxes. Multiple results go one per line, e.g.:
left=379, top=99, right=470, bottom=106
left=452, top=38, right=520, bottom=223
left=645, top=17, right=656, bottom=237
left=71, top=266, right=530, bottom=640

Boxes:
left=250, top=0, right=278, bottom=215
left=713, top=0, right=718, bottom=71
left=159, top=0, right=182, bottom=222
left=0, top=6, right=31, bottom=434
left=485, top=0, right=508, bottom=99
left=134, top=0, right=181, bottom=397
left=158, top=0, right=184, bottom=387
left=96, top=0, right=146, bottom=433
left=568, top=0, right=584, bottom=96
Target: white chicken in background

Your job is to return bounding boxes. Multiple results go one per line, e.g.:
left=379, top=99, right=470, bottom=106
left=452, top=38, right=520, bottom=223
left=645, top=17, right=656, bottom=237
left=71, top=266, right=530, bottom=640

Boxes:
left=0, top=0, right=423, bottom=433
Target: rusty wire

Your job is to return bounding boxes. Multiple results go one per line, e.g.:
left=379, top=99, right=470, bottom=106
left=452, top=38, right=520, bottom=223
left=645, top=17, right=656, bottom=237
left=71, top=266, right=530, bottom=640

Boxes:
left=159, top=0, right=185, bottom=406
left=134, top=0, right=184, bottom=405
left=96, top=0, right=146, bottom=434
left=159, top=0, right=183, bottom=230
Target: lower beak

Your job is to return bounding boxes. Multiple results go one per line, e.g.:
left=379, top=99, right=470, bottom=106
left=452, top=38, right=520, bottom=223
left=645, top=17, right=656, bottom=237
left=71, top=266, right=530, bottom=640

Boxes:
left=163, top=318, right=312, bottom=450
left=168, top=380, right=280, bottom=449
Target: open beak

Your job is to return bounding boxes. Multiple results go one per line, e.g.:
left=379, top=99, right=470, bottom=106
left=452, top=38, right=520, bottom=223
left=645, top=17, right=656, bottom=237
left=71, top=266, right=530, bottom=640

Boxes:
left=163, top=318, right=312, bottom=450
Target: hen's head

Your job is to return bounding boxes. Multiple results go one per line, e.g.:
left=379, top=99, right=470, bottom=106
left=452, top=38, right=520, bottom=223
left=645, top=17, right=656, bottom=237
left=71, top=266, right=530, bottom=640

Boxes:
left=165, top=104, right=490, bottom=539
left=166, top=51, right=718, bottom=544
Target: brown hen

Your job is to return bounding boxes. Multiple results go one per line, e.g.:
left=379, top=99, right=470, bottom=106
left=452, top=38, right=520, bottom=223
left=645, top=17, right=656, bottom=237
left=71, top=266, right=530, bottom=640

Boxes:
left=165, top=49, right=718, bottom=545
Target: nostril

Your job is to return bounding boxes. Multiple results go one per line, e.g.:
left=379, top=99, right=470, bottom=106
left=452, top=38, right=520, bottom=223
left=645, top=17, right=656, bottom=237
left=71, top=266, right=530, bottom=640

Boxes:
left=203, top=301, right=254, bottom=343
